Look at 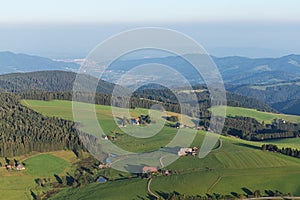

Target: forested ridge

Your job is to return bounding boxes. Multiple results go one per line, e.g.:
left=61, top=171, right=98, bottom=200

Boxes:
left=227, top=81, right=300, bottom=115
left=0, top=93, right=85, bottom=157
left=0, top=70, right=118, bottom=94
left=135, top=87, right=276, bottom=112
left=0, top=71, right=275, bottom=112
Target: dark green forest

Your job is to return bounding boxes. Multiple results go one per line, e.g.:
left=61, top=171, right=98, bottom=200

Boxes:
left=0, top=70, right=117, bottom=94
left=221, top=117, right=300, bottom=141
left=0, top=93, right=84, bottom=157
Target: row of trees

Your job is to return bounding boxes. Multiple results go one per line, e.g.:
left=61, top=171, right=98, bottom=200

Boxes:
left=207, top=116, right=300, bottom=141
left=164, top=189, right=292, bottom=200
left=262, top=144, right=300, bottom=158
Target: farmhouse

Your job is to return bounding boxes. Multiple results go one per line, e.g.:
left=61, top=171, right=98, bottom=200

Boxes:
left=16, top=164, right=25, bottom=170
left=142, top=166, right=158, bottom=173
left=131, top=118, right=140, bottom=125
left=106, top=135, right=118, bottom=141
left=6, top=165, right=12, bottom=170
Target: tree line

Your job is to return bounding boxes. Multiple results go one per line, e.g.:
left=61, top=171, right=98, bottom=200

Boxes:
left=262, top=144, right=300, bottom=159
left=200, top=116, right=300, bottom=141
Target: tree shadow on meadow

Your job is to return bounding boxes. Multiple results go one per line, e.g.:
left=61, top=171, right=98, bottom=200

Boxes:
left=233, top=142, right=261, bottom=150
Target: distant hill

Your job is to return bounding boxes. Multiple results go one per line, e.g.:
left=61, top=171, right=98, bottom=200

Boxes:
left=2, top=51, right=300, bottom=85
left=0, top=51, right=79, bottom=74
left=227, top=80, right=300, bottom=115
left=0, top=70, right=118, bottom=94
left=272, top=99, right=300, bottom=115
left=213, top=54, right=300, bottom=84
left=104, top=54, right=300, bottom=85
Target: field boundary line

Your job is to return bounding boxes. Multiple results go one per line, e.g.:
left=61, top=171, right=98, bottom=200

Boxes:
left=207, top=176, right=222, bottom=193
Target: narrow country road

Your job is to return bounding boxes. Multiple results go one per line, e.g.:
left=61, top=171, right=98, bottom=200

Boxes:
left=147, top=177, right=160, bottom=199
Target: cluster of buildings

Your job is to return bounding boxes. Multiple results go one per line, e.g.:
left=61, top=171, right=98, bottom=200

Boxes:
left=177, top=147, right=198, bottom=156
left=141, top=166, right=172, bottom=176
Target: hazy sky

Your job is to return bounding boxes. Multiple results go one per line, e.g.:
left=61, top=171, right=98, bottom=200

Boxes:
left=1, top=0, right=300, bottom=23
left=0, top=0, right=300, bottom=58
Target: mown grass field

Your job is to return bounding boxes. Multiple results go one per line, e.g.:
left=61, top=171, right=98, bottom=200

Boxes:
left=20, top=100, right=300, bottom=199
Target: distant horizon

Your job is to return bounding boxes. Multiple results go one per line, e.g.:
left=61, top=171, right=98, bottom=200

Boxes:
left=1, top=49, right=300, bottom=61
left=1, top=22, right=299, bottom=59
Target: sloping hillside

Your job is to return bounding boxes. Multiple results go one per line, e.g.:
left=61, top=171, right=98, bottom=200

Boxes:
left=0, top=51, right=79, bottom=74
left=21, top=99, right=300, bottom=199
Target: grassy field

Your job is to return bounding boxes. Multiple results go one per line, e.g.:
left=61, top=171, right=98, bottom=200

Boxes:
left=52, top=133, right=300, bottom=199
left=20, top=100, right=300, bottom=199
left=23, top=154, right=70, bottom=176
left=211, top=105, right=300, bottom=124
left=0, top=151, right=78, bottom=200
left=21, top=99, right=194, bottom=153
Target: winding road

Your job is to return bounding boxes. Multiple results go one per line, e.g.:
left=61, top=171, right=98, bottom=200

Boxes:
left=147, top=177, right=160, bottom=199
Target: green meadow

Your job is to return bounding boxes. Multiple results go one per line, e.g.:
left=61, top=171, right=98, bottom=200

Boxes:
left=24, top=154, right=70, bottom=176
left=211, top=105, right=300, bottom=124
left=20, top=100, right=300, bottom=199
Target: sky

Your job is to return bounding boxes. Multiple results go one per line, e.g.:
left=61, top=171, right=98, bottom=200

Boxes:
left=0, top=0, right=300, bottom=58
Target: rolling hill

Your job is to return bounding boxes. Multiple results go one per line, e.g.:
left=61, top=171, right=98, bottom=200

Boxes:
left=19, top=99, right=300, bottom=199
left=2, top=51, right=300, bottom=86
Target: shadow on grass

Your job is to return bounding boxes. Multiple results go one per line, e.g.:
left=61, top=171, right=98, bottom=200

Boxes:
left=242, top=187, right=253, bottom=195
left=233, top=142, right=261, bottom=150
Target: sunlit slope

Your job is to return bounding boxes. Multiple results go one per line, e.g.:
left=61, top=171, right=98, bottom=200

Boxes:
left=22, top=100, right=300, bottom=198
